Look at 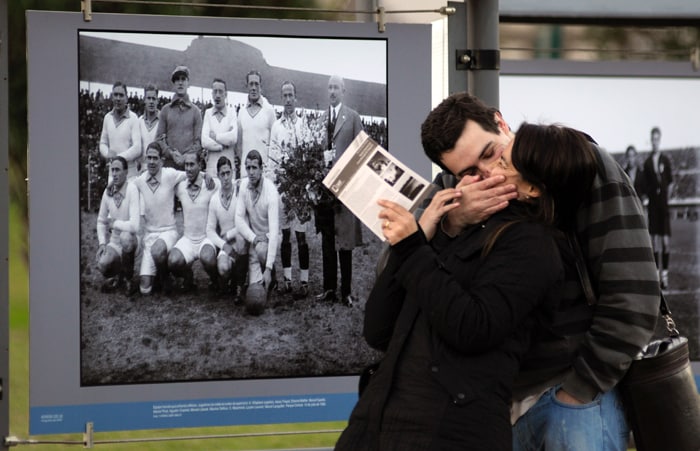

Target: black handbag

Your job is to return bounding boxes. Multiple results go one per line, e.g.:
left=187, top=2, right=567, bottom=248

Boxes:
left=617, top=299, right=700, bottom=451
left=570, top=233, right=700, bottom=451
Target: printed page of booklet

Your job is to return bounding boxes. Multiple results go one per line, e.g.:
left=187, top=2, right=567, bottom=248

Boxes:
left=323, top=131, right=438, bottom=241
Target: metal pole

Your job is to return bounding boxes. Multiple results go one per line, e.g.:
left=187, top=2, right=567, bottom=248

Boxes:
left=466, top=0, right=500, bottom=108
left=447, top=1, right=468, bottom=94
left=0, top=0, right=10, bottom=448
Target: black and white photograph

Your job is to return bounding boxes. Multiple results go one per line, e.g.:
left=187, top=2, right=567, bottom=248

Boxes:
left=78, top=31, right=389, bottom=385
left=399, top=176, right=425, bottom=201
left=367, top=151, right=389, bottom=176
left=381, top=162, right=404, bottom=187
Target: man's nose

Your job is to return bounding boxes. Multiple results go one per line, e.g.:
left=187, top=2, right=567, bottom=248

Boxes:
left=478, top=162, right=495, bottom=178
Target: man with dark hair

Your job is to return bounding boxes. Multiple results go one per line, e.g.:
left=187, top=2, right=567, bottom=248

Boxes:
left=168, top=151, right=221, bottom=293
left=95, top=156, right=140, bottom=295
left=155, top=65, right=203, bottom=169
left=99, top=81, right=142, bottom=179
left=235, top=70, right=275, bottom=178
left=419, top=92, right=659, bottom=451
left=203, top=156, right=247, bottom=301
left=640, top=126, right=673, bottom=289
left=133, top=141, right=186, bottom=295
left=201, top=78, right=237, bottom=177
left=235, top=150, right=280, bottom=299
left=315, top=75, right=364, bottom=306
left=138, top=83, right=160, bottom=172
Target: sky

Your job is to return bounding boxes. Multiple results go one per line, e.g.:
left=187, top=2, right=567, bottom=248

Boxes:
left=500, top=75, right=700, bottom=153
left=80, top=32, right=387, bottom=85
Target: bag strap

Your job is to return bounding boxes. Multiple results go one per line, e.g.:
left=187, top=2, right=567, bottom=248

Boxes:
left=566, top=231, right=678, bottom=337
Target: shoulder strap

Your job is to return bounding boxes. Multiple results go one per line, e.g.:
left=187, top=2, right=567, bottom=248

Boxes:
left=567, top=231, right=676, bottom=336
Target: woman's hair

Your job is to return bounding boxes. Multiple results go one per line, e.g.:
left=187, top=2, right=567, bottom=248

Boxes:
left=482, top=123, right=598, bottom=256
left=512, top=122, right=598, bottom=230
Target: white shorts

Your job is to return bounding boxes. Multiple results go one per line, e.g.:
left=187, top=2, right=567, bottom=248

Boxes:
left=107, top=230, right=138, bottom=256
left=173, top=235, right=214, bottom=264
left=140, top=228, right=179, bottom=277
left=279, top=201, right=312, bottom=233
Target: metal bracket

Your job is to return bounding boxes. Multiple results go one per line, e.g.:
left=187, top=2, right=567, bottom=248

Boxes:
left=81, top=0, right=92, bottom=22
left=456, top=49, right=501, bottom=71
left=84, top=422, right=94, bottom=448
left=3, top=436, right=18, bottom=447
left=377, top=6, right=386, bottom=33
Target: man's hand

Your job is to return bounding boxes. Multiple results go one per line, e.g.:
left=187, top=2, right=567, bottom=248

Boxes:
left=442, top=175, right=517, bottom=236
left=209, top=130, right=217, bottom=140
left=263, top=267, right=273, bottom=289
left=253, top=234, right=268, bottom=246
left=95, top=244, right=106, bottom=262
left=222, top=242, right=233, bottom=256
left=171, top=149, right=184, bottom=167
left=203, top=173, right=216, bottom=190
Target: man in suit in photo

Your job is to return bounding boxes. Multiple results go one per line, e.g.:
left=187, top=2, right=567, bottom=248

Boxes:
left=640, top=126, right=673, bottom=289
left=315, top=75, right=364, bottom=306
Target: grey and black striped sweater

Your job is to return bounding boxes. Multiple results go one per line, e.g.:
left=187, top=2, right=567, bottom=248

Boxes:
left=513, top=145, right=660, bottom=403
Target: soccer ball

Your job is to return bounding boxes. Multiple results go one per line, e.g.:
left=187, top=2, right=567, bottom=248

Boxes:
left=245, top=282, right=267, bottom=316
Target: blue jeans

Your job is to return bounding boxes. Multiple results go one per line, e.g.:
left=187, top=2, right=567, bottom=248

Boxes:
left=512, top=385, right=629, bottom=451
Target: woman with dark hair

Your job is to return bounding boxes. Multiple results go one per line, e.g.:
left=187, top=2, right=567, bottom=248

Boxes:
left=335, top=123, right=598, bottom=450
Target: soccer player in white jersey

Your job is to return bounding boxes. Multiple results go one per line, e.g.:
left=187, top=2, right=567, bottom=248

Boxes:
left=201, top=78, right=237, bottom=178
left=203, top=156, right=247, bottom=302
left=235, top=70, right=275, bottom=178
left=168, top=152, right=221, bottom=292
left=99, top=81, right=142, bottom=179
left=95, top=156, right=140, bottom=295
left=235, top=150, right=280, bottom=301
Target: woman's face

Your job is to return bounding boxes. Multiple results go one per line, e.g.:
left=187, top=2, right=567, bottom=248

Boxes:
left=479, top=140, right=539, bottom=201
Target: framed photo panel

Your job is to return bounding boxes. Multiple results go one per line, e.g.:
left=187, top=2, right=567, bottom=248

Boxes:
left=27, top=10, right=432, bottom=434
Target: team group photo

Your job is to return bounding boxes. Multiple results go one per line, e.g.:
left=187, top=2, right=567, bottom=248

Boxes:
left=77, top=32, right=388, bottom=385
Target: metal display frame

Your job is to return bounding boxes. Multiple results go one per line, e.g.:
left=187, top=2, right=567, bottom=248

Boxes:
left=5, top=0, right=698, bottom=448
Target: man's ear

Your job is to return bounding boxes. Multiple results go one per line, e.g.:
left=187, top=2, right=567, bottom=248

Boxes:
left=494, top=111, right=510, bottom=134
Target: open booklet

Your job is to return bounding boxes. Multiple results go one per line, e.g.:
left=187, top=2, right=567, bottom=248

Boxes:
left=322, top=131, right=439, bottom=241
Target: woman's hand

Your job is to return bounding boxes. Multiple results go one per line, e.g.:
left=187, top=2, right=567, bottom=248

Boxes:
left=377, top=199, right=418, bottom=245
left=417, top=188, right=462, bottom=240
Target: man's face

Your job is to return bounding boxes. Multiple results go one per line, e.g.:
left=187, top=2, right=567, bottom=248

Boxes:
left=111, top=86, right=127, bottom=113
left=145, top=148, right=163, bottom=176
left=281, top=84, right=296, bottom=116
left=144, top=89, right=158, bottom=114
left=173, top=74, right=189, bottom=96
left=247, top=74, right=261, bottom=102
left=651, top=131, right=661, bottom=152
left=328, top=76, right=344, bottom=107
left=439, top=118, right=511, bottom=181
left=110, top=160, right=127, bottom=188
left=184, top=153, right=199, bottom=182
left=218, top=163, right=233, bottom=190
left=212, top=81, right=226, bottom=109
left=245, top=158, right=262, bottom=186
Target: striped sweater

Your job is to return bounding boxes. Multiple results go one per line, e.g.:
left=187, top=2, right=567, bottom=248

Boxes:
left=513, top=145, right=660, bottom=403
